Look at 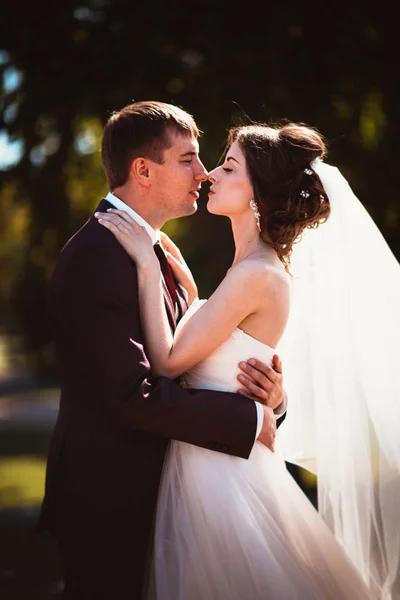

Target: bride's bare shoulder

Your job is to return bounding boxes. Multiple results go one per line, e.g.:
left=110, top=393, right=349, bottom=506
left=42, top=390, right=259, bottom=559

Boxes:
left=228, top=256, right=290, bottom=294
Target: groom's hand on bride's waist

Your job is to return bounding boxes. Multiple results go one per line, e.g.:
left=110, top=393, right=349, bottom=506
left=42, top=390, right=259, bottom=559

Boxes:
left=237, top=355, right=286, bottom=451
left=236, top=355, right=285, bottom=412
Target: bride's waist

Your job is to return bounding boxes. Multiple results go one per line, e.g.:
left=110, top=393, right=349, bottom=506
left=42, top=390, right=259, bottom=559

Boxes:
left=181, top=369, right=239, bottom=393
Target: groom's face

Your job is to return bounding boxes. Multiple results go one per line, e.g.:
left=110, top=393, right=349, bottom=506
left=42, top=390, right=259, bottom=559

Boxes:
left=150, top=131, right=208, bottom=219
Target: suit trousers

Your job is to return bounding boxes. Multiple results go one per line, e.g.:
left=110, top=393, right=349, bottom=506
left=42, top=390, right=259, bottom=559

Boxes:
left=54, top=499, right=154, bottom=600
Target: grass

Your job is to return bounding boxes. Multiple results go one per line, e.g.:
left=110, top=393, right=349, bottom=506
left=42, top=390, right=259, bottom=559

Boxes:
left=0, top=456, right=46, bottom=508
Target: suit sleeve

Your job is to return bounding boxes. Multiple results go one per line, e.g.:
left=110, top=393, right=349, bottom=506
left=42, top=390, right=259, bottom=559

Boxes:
left=52, top=240, right=258, bottom=459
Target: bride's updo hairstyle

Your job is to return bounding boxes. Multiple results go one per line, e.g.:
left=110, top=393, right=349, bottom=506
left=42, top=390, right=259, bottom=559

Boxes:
left=227, top=122, right=330, bottom=270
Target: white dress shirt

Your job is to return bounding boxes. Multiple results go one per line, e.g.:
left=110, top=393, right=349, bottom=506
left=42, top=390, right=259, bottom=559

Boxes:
left=105, top=192, right=286, bottom=440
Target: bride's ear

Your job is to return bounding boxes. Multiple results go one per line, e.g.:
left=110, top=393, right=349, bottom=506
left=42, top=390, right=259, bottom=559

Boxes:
left=131, top=157, right=151, bottom=187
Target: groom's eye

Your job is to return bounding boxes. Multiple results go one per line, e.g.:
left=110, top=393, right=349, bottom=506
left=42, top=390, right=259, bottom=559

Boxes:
left=182, top=159, right=192, bottom=164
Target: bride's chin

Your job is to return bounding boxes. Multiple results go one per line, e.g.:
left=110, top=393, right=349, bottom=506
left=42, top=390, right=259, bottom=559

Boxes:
left=207, top=201, right=225, bottom=216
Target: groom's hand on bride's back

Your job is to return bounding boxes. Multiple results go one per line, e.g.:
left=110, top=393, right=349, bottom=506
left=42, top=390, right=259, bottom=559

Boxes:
left=236, top=355, right=285, bottom=452
left=237, top=355, right=285, bottom=411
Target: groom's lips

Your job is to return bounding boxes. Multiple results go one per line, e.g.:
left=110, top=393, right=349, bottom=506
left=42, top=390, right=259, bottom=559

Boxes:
left=189, top=189, right=200, bottom=199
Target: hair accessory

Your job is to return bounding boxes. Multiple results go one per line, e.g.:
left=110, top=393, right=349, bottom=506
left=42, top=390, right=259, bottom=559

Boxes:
left=304, top=168, right=313, bottom=175
left=300, top=190, right=310, bottom=199
left=249, top=198, right=261, bottom=232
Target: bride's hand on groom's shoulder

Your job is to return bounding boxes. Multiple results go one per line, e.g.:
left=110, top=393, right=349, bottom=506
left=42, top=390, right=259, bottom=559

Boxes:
left=160, top=232, right=198, bottom=305
left=95, top=209, right=157, bottom=268
left=160, top=232, right=185, bottom=264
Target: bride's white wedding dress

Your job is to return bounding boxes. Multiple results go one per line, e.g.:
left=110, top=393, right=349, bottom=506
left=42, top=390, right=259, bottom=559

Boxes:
left=148, top=299, right=372, bottom=600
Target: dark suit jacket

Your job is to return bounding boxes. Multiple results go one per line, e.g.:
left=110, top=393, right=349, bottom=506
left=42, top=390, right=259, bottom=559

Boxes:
left=37, top=199, right=259, bottom=588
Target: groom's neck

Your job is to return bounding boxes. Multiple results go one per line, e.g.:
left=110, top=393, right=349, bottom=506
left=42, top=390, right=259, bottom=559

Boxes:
left=111, top=185, right=164, bottom=231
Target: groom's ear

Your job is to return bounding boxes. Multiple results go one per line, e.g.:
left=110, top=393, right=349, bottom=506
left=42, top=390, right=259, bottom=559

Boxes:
left=131, top=157, right=151, bottom=187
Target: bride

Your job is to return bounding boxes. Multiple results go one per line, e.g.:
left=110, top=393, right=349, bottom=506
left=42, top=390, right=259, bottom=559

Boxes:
left=95, top=121, right=398, bottom=599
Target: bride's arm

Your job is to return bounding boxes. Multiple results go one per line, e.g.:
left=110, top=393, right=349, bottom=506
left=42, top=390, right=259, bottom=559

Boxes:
left=95, top=209, right=264, bottom=379
left=138, top=260, right=261, bottom=379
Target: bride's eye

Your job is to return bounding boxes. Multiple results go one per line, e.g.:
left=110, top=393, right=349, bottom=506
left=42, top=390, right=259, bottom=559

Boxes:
left=223, top=167, right=233, bottom=173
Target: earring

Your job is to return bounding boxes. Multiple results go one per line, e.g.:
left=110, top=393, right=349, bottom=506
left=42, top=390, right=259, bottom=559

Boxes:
left=249, top=198, right=261, bottom=232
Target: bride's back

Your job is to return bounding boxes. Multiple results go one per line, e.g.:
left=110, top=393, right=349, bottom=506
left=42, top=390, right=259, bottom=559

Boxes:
left=232, top=253, right=291, bottom=350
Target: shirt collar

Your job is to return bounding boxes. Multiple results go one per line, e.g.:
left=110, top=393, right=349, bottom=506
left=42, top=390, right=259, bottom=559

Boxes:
left=105, top=192, right=160, bottom=245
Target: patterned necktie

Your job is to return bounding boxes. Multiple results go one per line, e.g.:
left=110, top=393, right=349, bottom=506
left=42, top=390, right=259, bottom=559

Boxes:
left=153, top=242, right=177, bottom=306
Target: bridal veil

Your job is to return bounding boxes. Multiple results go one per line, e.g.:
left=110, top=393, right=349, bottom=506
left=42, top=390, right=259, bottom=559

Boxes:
left=276, top=160, right=400, bottom=599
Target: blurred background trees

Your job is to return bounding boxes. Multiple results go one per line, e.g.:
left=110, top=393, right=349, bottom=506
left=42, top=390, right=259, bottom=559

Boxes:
left=0, top=1, right=399, bottom=382
left=0, top=4, right=398, bottom=595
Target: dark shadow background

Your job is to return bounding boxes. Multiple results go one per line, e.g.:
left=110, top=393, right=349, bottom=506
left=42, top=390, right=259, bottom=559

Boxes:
left=0, top=2, right=398, bottom=597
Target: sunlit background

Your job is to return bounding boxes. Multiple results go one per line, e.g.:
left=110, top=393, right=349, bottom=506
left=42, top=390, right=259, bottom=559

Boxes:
left=0, top=3, right=398, bottom=597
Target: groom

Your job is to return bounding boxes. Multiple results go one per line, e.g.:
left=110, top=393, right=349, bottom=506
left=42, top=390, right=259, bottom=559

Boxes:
left=37, top=101, right=287, bottom=599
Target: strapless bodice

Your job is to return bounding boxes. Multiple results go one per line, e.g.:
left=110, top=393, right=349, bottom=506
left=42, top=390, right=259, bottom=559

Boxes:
left=177, top=298, right=276, bottom=392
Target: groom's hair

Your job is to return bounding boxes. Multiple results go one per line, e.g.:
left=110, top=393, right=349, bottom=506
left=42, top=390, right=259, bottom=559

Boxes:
left=101, top=101, right=200, bottom=189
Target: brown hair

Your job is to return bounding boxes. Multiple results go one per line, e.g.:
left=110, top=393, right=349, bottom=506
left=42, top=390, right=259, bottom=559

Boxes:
left=101, top=101, right=201, bottom=190
left=227, top=122, right=330, bottom=270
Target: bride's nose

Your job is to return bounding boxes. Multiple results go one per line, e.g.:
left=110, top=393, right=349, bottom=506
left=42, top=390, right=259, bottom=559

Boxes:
left=208, top=168, right=218, bottom=183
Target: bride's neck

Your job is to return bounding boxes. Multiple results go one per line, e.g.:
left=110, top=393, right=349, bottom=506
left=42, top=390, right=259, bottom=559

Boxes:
left=230, top=214, right=265, bottom=266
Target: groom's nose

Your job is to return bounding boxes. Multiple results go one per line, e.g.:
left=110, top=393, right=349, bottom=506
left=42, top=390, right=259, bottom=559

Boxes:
left=194, top=159, right=208, bottom=182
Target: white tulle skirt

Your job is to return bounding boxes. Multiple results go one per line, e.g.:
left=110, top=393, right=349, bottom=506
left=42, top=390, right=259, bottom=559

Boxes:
left=147, top=440, right=373, bottom=600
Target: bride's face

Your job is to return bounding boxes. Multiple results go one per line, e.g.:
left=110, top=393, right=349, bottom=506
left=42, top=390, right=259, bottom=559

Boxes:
left=207, top=140, right=254, bottom=218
